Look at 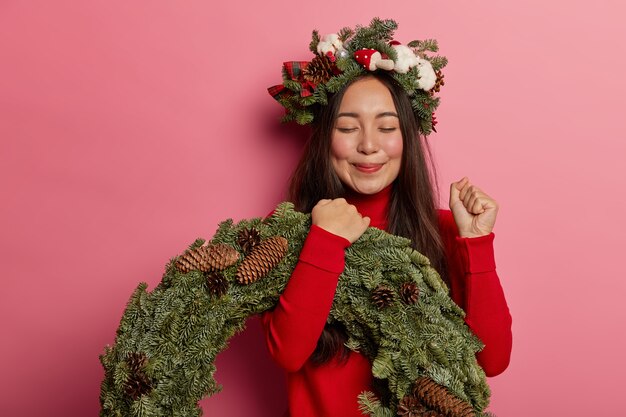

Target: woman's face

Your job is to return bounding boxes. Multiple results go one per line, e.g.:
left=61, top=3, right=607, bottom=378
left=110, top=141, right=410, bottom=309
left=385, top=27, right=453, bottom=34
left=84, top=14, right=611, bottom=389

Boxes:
left=330, top=77, right=403, bottom=195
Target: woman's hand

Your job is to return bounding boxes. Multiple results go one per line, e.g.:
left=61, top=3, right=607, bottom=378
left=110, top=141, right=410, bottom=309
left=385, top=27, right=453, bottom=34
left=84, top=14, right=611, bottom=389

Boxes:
left=311, top=198, right=370, bottom=244
left=449, top=177, right=499, bottom=238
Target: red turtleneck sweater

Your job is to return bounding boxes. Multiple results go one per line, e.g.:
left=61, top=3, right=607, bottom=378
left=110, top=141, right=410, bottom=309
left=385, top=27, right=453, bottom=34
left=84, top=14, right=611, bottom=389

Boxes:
left=261, top=184, right=512, bottom=417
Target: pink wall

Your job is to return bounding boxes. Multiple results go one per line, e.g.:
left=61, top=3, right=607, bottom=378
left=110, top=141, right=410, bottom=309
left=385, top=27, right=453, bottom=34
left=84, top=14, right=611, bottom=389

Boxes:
left=1, top=1, right=624, bottom=415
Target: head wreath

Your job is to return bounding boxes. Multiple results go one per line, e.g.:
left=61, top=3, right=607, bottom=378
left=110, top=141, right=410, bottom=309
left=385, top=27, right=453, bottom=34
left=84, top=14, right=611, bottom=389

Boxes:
left=268, top=18, right=447, bottom=135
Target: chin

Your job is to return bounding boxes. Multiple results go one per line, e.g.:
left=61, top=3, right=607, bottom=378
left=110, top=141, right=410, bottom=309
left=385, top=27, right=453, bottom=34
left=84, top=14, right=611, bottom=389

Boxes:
left=351, top=182, right=388, bottom=195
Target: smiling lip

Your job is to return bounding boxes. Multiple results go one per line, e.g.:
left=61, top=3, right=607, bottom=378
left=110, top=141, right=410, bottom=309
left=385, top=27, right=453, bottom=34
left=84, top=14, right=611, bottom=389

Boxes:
left=353, top=163, right=383, bottom=173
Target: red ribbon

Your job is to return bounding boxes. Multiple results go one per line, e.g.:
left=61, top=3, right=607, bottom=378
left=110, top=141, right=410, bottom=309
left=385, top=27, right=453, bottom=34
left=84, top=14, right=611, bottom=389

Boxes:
left=268, top=61, right=316, bottom=99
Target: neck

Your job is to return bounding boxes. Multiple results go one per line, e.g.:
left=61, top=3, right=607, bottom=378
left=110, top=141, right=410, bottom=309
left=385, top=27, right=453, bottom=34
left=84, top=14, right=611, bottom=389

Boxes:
left=343, top=183, right=393, bottom=230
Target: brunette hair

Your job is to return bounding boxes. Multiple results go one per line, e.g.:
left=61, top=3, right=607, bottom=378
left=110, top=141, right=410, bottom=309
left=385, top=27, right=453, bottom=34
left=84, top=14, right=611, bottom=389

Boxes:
left=288, top=72, right=449, bottom=365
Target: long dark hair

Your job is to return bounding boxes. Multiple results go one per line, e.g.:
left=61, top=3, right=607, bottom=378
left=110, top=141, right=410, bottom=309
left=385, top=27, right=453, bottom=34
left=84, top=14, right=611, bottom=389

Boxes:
left=288, top=72, right=449, bottom=365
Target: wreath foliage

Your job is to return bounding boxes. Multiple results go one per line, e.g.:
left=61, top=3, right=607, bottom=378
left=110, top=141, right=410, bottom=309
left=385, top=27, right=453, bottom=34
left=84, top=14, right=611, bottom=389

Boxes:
left=99, top=202, right=493, bottom=416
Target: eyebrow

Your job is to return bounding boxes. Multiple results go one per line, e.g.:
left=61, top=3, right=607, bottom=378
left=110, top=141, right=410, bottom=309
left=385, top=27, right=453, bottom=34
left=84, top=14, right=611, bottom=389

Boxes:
left=336, top=111, right=399, bottom=119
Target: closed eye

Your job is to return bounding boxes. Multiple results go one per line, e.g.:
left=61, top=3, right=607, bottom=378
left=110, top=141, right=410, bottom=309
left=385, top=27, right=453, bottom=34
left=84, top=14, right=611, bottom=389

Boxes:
left=336, top=127, right=358, bottom=133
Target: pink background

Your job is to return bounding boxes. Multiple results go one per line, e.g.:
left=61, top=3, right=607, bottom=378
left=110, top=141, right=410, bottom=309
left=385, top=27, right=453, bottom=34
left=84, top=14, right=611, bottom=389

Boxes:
left=1, top=1, right=625, bottom=415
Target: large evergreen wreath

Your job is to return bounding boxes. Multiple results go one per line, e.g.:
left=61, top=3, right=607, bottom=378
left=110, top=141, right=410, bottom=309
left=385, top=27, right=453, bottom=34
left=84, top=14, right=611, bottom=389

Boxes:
left=99, top=202, right=493, bottom=417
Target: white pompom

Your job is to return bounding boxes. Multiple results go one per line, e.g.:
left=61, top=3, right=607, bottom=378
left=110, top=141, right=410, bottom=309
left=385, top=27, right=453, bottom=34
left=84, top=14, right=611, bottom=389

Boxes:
left=392, top=44, right=419, bottom=74
left=317, top=33, right=343, bottom=56
left=415, top=58, right=437, bottom=91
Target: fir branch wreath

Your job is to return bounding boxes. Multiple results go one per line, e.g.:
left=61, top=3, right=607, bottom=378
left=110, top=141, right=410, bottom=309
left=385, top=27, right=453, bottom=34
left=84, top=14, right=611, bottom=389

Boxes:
left=268, top=18, right=447, bottom=135
left=99, top=203, right=494, bottom=417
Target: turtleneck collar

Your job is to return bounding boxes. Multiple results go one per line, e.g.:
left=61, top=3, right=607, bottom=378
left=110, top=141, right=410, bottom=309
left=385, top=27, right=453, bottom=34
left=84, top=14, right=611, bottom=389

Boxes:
left=343, top=183, right=393, bottom=230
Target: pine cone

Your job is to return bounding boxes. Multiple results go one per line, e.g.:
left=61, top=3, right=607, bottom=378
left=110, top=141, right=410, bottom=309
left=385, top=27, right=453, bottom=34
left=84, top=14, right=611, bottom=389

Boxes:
left=176, top=243, right=240, bottom=273
left=400, top=282, right=420, bottom=305
left=412, top=377, right=475, bottom=417
left=371, top=285, right=394, bottom=309
left=237, top=228, right=261, bottom=255
left=236, top=236, right=288, bottom=284
left=397, top=395, right=427, bottom=416
left=206, top=272, right=229, bottom=297
left=303, top=54, right=336, bottom=85
left=124, top=352, right=153, bottom=400
left=422, top=411, right=446, bottom=417
left=431, top=70, right=445, bottom=94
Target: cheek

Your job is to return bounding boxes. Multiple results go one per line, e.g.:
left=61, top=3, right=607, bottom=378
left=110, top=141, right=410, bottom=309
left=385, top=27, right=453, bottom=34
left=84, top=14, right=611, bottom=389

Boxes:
left=385, top=135, right=403, bottom=180
left=384, top=135, right=404, bottom=159
left=330, top=138, right=349, bottom=178
left=330, top=136, right=353, bottom=161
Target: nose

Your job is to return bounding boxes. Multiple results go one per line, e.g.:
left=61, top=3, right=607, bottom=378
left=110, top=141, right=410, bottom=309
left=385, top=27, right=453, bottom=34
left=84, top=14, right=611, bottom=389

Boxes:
left=356, top=128, right=380, bottom=155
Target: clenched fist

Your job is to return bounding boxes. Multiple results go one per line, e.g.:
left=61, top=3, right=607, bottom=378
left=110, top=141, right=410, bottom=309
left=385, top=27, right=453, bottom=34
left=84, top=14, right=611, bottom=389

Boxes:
left=449, top=177, right=499, bottom=238
left=311, top=198, right=371, bottom=244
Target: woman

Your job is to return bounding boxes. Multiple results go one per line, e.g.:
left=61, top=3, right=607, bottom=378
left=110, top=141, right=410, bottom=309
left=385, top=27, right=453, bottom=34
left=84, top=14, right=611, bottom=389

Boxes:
left=263, top=20, right=512, bottom=417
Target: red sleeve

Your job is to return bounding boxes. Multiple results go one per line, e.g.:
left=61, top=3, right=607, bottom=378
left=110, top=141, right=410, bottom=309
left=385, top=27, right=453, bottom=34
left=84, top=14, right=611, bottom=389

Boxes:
left=261, top=224, right=351, bottom=372
left=438, top=209, right=513, bottom=377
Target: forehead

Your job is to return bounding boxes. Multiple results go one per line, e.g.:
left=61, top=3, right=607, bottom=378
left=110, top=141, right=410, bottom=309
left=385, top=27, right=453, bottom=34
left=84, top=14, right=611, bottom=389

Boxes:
left=338, top=77, right=397, bottom=113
